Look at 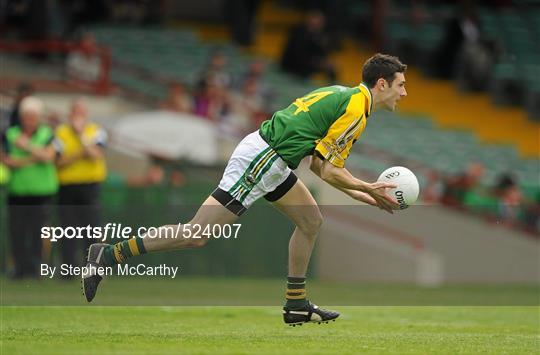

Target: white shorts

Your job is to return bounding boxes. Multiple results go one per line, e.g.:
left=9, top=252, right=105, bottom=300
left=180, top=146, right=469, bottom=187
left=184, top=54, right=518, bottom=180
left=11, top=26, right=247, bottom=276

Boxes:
left=212, top=131, right=297, bottom=215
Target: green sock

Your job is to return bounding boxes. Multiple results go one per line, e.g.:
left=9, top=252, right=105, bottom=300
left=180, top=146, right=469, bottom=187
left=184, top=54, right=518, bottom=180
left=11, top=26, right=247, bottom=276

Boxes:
left=102, top=237, right=147, bottom=265
left=285, top=276, right=309, bottom=309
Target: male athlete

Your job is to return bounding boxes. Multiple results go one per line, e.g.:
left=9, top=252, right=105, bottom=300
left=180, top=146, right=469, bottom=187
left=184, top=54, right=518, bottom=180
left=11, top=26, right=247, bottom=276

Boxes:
left=83, top=53, right=407, bottom=326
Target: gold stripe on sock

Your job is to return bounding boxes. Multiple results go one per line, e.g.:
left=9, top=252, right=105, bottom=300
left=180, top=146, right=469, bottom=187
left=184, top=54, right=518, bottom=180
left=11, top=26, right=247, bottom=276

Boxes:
left=286, top=294, right=307, bottom=299
left=113, top=245, right=124, bottom=263
left=128, top=238, right=140, bottom=256
left=286, top=289, right=306, bottom=299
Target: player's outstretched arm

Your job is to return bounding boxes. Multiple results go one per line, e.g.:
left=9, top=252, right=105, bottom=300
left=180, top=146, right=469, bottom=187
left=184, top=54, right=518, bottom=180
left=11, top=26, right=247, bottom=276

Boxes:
left=309, top=155, right=398, bottom=213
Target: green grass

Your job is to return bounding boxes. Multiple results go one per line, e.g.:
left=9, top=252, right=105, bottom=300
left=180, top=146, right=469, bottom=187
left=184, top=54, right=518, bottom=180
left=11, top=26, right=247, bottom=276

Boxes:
left=2, top=277, right=538, bottom=306
left=1, top=278, right=539, bottom=354
left=2, top=306, right=538, bottom=354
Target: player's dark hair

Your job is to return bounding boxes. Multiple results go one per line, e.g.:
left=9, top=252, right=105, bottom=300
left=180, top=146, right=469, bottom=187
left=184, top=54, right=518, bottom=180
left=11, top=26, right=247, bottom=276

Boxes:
left=362, top=54, right=407, bottom=88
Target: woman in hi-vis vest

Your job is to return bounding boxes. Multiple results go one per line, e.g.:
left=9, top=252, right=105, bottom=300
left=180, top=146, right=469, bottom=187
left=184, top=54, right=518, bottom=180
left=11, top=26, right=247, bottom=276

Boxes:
left=1, top=97, right=58, bottom=278
left=54, top=99, right=107, bottom=274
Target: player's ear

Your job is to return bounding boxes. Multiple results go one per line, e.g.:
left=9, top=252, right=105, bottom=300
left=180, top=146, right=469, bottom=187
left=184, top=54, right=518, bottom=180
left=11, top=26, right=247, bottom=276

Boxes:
left=377, top=78, right=386, bottom=90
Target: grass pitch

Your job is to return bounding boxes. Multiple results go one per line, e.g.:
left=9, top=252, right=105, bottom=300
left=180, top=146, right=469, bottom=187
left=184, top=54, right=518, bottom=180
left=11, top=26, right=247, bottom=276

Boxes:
left=1, top=278, right=539, bottom=354
left=3, top=306, right=538, bottom=354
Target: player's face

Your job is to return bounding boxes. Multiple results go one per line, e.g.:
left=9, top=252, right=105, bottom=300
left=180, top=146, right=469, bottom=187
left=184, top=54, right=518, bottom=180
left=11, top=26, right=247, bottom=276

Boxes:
left=384, top=73, right=407, bottom=111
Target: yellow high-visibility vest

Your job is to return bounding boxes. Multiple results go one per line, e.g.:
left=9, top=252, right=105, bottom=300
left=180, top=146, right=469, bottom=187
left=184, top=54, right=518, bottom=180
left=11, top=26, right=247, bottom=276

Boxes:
left=55, top=122, right=107, bottom=184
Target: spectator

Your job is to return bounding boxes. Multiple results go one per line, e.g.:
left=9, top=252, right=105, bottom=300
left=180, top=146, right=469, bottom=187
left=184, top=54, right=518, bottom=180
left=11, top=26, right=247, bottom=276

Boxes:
left=193, top=77, right=231, bottom=122
left=236, top=59, right=274, bottom=108
left=198, top=50, right=232, bottom=89
left=436, top=1, right=480, bottom=79
left=435, top=0, right=493, bottom=89
left=280, top=11, right=336, bottom=81
left=228, top=77, right=264, bottom=135
left=55, top=98, right=107, bottom=271
left=66, top=33, right=103, bottom=87
left=159, top=83, right=193, bottom=113
left=422, top=170, right=443, bottom=203
left=441, top=162, right=484, bottom=207
left=493, top=173, right=523, bottom=226
left=1, top=97, right=58, bottom=278
left=226, top=0, right=260, bottom=46
left=8, top=82, right=34, bottom=127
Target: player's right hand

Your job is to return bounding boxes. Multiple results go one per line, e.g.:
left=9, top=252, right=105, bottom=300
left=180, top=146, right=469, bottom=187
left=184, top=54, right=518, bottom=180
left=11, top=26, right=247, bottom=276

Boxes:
left=366, top=182, right=399, bottom=214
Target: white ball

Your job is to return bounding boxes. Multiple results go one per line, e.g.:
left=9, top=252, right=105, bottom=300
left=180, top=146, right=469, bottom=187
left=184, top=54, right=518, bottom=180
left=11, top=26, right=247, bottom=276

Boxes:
left=377, top=166, right=420, bottom=210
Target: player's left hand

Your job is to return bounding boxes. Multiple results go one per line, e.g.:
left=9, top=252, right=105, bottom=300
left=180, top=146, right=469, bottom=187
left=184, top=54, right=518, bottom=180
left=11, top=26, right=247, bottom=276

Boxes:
left=365, top=182, right=399, bottom=214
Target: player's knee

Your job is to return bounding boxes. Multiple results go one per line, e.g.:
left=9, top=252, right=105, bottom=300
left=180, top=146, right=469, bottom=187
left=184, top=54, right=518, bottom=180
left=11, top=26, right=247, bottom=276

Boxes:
left=298, top=212, right=323, bottom=236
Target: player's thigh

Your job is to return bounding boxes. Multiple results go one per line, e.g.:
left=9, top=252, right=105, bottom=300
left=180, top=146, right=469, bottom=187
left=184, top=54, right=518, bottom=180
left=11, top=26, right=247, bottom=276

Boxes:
left=190, top=195, right=239, bottom=226
left=271, top=179, right=323, bottom=233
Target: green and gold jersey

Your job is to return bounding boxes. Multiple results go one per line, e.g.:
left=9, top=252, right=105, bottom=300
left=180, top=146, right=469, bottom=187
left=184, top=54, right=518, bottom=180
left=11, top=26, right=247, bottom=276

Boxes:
left=259, top=83, right=373, bottom=169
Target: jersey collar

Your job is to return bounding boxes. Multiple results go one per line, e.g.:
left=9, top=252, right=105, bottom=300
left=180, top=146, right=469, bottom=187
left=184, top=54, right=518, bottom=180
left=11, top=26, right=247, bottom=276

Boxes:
left=359, top=82, right=373, bottom=117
